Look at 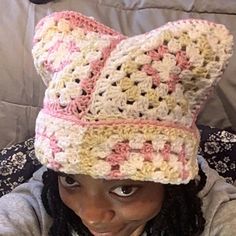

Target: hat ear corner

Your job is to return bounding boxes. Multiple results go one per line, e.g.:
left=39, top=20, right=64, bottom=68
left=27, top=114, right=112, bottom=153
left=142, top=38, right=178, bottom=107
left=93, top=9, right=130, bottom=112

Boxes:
left=169, top=19, right=234, bottom=119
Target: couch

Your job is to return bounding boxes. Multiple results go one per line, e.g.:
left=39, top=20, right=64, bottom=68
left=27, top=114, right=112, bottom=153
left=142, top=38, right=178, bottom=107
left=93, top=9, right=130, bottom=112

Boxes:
left=1, top=0, right=236, bottom=149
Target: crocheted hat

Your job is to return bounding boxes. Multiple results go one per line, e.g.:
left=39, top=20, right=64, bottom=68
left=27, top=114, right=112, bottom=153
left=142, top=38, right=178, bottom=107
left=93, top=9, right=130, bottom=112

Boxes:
left=32, top=11, right=233, bottom=184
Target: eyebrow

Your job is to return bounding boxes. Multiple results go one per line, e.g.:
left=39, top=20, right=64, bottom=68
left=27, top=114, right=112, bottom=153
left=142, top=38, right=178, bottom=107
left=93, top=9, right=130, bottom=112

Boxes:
left=102, top=178, right=144, bottom=185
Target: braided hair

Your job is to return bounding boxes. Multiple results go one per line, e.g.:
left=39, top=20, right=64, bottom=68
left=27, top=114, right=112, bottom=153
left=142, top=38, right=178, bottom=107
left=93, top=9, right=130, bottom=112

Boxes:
left=41, top=169, right=206, bottom=236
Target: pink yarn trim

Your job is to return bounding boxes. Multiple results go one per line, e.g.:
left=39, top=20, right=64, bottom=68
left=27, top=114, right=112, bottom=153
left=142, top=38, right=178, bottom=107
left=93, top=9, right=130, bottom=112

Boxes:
left=178, top=145, right=189, bottom=180
left=113, top=142, right=131, bottom=155
left=106, top=142, right=130, bottom=166
left=145, top=46, right=192, bottom=92
left=107, top=170, right=124, bottom=179
left=167, top=75, right=180, bottom=92
left=176, top=51, right=191, bottom=70
left=37, top=133, right=63, bottom=171
left=40, top=109, right=199, bottom=138
left=67, top=40, right=80, bottom=53
left=147, top=45, right=168, bottom=60
left=141, top=64, right=158, bottom=76
left=160, top=143, right=171, bottom=161
left=152, top=74, right=161, bottom=87
left=141, top=142, right=154, bottom=161
left=44, top=39, right=80, bottom=73
left=35, top=11, right=123, bottom=43
left=182, top=169, right=190, bottom=180
left=50, top=135, right=63, bottom=154
left=47, top=160, right=62, bottom=172
left=43, top=37, right=123, bottom=117
left=43, top=59, right=71, bottom=73
left=36, top=13, right=225, bottom=127
left=106, top=153, right=127, bottom=166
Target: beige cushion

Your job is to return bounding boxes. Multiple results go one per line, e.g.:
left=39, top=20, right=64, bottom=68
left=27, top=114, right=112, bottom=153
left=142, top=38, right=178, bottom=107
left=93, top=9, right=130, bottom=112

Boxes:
left=0, top=0, right=236, bottom=149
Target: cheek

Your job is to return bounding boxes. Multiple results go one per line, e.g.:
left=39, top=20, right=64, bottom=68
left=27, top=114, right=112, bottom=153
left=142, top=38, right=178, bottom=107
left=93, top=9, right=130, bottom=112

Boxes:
left=58, top=182, right=79, bottom=212
left=118, top=189, right=164, bottom=222
left=121, top=199, right=163, bottom=222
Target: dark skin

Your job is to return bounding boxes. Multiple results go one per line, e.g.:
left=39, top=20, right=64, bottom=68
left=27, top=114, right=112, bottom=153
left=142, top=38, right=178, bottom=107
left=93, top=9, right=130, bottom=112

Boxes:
left=58, top=174, right=165, bottom=236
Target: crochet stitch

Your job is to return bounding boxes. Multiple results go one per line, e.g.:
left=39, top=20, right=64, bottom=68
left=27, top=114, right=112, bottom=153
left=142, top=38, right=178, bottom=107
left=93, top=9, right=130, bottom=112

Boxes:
left=32, top=11, right=233, bottom=184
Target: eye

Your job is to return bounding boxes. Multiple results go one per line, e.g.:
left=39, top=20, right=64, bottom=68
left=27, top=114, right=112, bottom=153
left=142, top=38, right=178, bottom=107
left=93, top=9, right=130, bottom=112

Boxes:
left=59, top=176, right=80, bottom=188
left=111, top=185, right=139, bottom=197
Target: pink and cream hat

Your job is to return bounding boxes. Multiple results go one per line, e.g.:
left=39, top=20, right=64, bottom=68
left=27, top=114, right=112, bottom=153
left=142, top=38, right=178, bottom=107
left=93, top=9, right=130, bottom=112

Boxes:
left=32, top=11, right=233, bottom=184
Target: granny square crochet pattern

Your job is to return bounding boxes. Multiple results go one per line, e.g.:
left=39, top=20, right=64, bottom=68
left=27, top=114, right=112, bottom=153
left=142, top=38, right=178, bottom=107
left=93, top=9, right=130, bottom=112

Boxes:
left=32, top=11, right=233, bottom=184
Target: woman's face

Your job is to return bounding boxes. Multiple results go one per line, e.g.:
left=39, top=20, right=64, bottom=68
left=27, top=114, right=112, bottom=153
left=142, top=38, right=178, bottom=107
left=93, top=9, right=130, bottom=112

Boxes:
left=58, top=174, right=164, bottom=236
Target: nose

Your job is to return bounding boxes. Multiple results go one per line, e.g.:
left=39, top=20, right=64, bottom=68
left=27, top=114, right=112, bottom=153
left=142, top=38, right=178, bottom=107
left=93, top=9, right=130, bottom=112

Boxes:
left=78, top=194, right=115, bottom=226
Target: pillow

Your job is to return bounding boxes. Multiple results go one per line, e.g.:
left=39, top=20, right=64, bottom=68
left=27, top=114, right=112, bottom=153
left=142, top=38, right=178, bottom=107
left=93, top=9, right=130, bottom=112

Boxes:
left=1, top=0, right=236, bottom=151
left=0, top=138, right=41, bottom=197
left=198, top=125, right=236, bottom=184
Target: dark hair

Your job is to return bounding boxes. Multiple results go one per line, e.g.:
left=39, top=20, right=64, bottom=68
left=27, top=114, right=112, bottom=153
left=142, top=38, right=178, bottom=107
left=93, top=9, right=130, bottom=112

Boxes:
left=41, top=169, right=206, bottom=236
left=29, top=0, right=54, bottom=4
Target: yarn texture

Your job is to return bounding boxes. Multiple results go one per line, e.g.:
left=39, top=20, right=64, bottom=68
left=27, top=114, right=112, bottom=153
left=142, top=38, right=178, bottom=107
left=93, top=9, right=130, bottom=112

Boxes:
left=32, top=11, right=233, bottom=184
